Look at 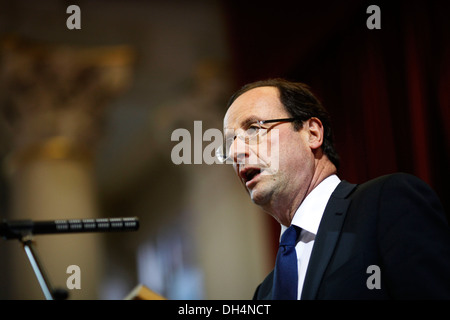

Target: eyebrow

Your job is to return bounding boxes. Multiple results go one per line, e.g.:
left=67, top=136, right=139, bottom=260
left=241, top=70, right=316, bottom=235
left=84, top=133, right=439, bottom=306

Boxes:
left=239, top=116, right=261, bottom=128
left=223, top=115, right=261, bottom=131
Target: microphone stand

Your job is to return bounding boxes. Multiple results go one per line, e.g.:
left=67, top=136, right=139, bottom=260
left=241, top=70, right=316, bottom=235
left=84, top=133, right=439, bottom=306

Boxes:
left=1, top=216, right=139, bottom=299
left=21, top=235, right=54, bottom=300
left=18, top=233, right=68, bottom=300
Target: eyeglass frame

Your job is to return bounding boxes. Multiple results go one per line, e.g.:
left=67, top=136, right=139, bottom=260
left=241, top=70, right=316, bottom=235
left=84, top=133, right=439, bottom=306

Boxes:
left=216, top=117, right=305, bottom=163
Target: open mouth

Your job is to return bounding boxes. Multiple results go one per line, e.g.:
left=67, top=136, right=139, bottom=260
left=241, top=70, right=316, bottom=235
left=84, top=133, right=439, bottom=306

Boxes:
left=241, top=168, right=262, bottom=186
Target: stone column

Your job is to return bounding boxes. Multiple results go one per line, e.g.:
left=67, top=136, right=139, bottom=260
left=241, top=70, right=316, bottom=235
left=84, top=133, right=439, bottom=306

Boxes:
left=0, top=37, right=133, bottom=299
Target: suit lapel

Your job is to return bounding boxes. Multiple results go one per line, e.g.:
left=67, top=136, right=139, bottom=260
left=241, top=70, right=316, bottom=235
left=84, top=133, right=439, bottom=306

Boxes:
left=300, top=180, right=356, bottom=300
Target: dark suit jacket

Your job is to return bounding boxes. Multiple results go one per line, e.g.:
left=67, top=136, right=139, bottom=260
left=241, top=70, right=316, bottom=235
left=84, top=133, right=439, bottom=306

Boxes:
left=253, top=173, right=450, bottom=299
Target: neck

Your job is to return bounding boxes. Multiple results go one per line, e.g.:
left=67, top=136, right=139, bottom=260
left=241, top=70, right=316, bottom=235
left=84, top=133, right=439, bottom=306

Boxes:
left=306, top=158, right=337, bottom=198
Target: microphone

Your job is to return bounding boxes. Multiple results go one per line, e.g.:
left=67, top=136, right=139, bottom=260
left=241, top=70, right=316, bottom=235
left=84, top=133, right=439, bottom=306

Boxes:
left=0, top=217, right=139, bottom=240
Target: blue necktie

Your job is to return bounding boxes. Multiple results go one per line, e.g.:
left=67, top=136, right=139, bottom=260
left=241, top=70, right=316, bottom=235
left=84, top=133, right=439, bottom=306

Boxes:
left=272, top=225, right=300, bottom=300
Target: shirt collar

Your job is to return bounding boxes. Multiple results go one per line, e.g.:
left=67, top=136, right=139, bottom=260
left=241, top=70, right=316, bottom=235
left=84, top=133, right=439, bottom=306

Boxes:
left=280, top=174, right=341, bottom=238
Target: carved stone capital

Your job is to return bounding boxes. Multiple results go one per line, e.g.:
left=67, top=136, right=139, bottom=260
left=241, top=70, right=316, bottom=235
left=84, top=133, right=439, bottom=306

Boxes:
left=0, top=36, right=134, bottom=171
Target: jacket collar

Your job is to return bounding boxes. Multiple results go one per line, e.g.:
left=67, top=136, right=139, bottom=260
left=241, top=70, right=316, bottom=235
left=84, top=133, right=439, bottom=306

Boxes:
left=300, top=180, right=357, bottom=300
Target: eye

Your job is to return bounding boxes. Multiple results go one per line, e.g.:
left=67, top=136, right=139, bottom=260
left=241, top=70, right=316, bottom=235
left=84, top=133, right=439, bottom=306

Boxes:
left=223, top=128, right=237, bottom=142
left=245, top=124, right=260, bottom=137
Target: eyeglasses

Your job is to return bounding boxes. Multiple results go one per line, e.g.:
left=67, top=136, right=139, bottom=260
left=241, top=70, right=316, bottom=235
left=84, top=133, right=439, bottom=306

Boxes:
left=216, top=117, right=302, bottom=163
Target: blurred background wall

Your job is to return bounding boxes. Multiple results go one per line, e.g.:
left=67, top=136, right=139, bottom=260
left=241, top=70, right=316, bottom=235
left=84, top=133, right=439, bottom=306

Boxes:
left=0, top=0, right=448, bottom=299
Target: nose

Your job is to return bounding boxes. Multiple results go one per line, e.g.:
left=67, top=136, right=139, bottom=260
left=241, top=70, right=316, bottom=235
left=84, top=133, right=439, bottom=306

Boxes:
left=229, top=137, right=249, bottom=164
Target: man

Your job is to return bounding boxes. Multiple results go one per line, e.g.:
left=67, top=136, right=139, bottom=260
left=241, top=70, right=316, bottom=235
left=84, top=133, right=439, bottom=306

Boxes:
left=219, top=78, right=450, bottom=299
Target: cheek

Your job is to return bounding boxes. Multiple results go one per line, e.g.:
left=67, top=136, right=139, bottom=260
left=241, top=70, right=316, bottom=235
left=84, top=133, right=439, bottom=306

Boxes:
left=279, top=137, right=311, bottom=169
left=266, top=130, right=280, bottom=158
left=255, top=131, right=282, bottom=163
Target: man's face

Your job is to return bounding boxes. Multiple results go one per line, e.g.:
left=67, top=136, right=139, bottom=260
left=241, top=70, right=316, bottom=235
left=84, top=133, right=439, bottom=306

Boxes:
left=224, top=86, right=316, bottom=225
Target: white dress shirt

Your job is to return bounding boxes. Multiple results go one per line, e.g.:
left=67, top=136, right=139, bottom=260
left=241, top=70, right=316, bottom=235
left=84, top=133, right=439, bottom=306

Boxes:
left=279, top=174, right=341, bottom=299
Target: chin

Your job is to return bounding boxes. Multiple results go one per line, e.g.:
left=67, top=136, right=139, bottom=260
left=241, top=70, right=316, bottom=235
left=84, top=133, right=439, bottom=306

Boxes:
left=249, top=187, right=271, bottom=206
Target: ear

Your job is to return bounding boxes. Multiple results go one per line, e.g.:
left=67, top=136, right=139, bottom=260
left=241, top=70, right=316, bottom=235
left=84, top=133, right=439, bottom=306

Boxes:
left=306, top=117, right=324, bottom=150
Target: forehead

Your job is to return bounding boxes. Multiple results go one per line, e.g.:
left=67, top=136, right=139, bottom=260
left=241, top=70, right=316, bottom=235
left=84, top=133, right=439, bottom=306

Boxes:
left=224, top=86, right=289, bottom=129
